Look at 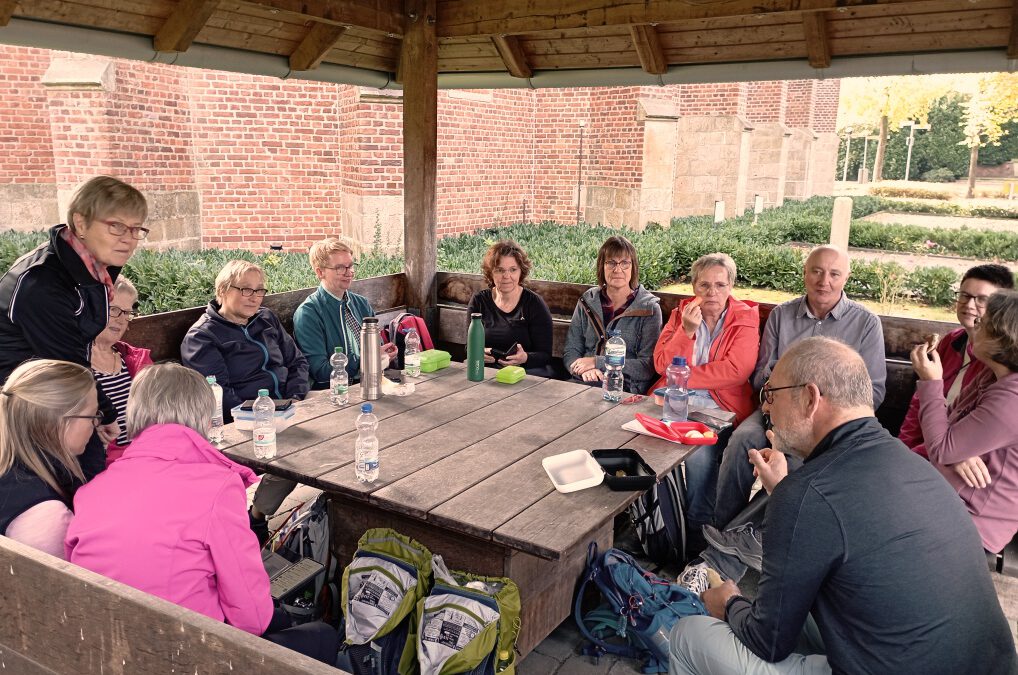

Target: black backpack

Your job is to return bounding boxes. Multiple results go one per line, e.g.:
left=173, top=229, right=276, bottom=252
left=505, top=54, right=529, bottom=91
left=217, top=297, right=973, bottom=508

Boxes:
left=627, top=466, right=687, bottom=566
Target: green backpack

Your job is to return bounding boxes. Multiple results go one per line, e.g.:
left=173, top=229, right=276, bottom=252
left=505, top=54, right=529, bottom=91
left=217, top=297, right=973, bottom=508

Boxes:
left=342, top=528, right=433, bottom=675
left=416, top=559, right=522, bottom=675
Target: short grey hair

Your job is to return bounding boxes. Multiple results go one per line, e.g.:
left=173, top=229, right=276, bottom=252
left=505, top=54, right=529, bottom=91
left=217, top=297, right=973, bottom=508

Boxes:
left=112, top=275, right=138, bottom=304
left=126, top=363, right=214, bottom=439
left=778, top=337, right=872, bottom=410
left=690, top=252, right=737, bottom=287
left=214, top=260, right=264, bottom=304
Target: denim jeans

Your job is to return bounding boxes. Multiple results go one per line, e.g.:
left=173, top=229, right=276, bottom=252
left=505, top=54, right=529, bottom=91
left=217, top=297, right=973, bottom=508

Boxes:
left=715, top=409, right=769, bottom=528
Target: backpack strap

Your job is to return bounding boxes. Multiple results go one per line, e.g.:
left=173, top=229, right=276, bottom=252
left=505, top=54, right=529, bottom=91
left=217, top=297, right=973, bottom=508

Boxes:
left=578, top=296, right=609, bottom=356
left=573, top=544, right=645, bottom=662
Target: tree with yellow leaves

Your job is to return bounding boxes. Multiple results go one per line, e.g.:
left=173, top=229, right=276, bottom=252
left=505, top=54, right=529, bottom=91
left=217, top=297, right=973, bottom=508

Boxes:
left=960, top=73, right=1018, bottom=198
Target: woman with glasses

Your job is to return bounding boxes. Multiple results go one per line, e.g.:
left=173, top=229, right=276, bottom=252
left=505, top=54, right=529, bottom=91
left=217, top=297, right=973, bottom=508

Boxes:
left=0, top=359, right=98, bottom=558
left=911, top=288, right=1018, bottom=555
left=563, top=235, right=662, bottom=395
left=181, top=259, right=309, bottom=418
left=0, top=176, right=148, bottom=479
left=67, top=364, right=340, bottom=663
left=466, top=240, right=555, bottom=377
left=649, top=253, right=760, bottom=546
left=900, top=264, right=1014, bottom=459
left=90, top=275, right=153, bottom=465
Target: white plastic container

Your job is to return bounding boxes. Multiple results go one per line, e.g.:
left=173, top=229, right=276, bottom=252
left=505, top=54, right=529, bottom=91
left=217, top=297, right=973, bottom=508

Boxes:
left=542, top=450, right=604, bottom=493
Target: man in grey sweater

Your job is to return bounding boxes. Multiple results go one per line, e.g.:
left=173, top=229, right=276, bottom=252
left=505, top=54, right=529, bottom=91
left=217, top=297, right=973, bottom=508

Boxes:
left=713, top=245, right=886, bottom=527
left=669, top=337, right=1016, bottom=675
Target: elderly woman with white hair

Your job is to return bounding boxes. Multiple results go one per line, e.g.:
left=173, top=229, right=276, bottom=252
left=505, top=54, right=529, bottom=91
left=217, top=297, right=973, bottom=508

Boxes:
left=66, top=363, right=340, bottom=663
left=651, top=252, right=760, bottom=550
left=181, top=259, right=309, bottom=415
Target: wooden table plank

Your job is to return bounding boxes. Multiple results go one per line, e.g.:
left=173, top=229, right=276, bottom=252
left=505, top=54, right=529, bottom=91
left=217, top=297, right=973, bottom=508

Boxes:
left=370, top=379, right=595, bottom=519
left=427, top=391, right=640, bottom=551
left=293, top=372, right=545, bottom=489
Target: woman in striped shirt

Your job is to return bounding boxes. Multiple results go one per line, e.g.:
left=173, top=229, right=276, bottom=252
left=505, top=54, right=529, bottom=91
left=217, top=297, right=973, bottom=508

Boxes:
left=90, top=275, right=152, bottom=465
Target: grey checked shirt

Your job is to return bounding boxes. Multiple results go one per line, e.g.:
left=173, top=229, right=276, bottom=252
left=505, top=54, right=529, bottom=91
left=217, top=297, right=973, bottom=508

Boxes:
left=751, top=293, right=886, bottom=407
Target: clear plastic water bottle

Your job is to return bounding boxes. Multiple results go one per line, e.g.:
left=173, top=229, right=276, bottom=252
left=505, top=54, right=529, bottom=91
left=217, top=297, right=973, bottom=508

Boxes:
left=403, top=327, right=422, bottom=378
left=354, top=403, right=379, bottom=483
left=330, top=347, right=349, bottom=406
left=206, top=375, right=224, bottom=444
left=663, top=356, right=691, bottom=423
left=252, top=389, right=277, bottom=460
left=603, top=329, right=626, bottom=402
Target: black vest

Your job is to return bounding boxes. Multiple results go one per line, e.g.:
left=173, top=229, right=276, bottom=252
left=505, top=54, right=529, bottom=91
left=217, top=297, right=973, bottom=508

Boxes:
left=0, top=463, right=67, bottom=535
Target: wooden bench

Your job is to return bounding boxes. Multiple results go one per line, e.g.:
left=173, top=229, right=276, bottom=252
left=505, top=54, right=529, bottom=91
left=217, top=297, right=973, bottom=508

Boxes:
left=0, top=536, right=344, bottom=675
left=434, top=271, right=954, bottom=435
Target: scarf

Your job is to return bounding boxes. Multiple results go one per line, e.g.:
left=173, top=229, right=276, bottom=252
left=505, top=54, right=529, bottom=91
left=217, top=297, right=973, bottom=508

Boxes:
left=60, top=226, right=115, bottom=301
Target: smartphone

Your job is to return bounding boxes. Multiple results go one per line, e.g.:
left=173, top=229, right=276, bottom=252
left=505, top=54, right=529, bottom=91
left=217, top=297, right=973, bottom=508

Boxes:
left=491, top=343, right=520, bottom=361
left=240, top=398, right=294, bottom=412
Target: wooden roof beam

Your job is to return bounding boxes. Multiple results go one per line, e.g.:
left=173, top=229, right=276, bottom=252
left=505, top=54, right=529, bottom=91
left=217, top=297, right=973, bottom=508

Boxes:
left=154, top=0, right=220, bottom=53
left=0, top=0, right=17, bottom=27
left=802, top=11, right=831, bottom=69
left=242, top=0, right=403, bottom=37
left=492, top=35, right=532, bottom=78
left=629, top=24, right=666, bottom=75
left=438, top=0, right=943, bottom=38
left=1009, top=0, right=1018, bottom=59
left=290, top=21, right=347, bottom=70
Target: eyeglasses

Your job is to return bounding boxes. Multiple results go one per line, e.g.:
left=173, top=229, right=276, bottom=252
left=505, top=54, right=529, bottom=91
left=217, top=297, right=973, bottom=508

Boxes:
left=956, top=291, right=991, bottom=308
left=322, top=263, right=357, bottom=275
left=64, top=412, right=104, bottom=427
left=604, top=260, right=632, bottom=271
left=494, top=267, right=520, bottom=277
left=97, top=219, right=150, bottom=241
left=695, top=281, right=731, bottom=293
left=108, top=306, right=138, bottom=320
left=230, top=285, right=269, bottom=298
left=759, top=382, right=812, bottom=405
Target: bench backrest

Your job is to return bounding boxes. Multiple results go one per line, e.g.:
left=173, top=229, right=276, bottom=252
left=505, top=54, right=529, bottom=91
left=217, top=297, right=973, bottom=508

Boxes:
left=0, top=535, right=343, bottom=674
left=434, top=271, right=956, bottom=434
left=127, top=274, right=408, bottom=362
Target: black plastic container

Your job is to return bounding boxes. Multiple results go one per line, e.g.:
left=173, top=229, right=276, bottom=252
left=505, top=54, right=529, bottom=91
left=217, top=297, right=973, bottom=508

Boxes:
left=591, top=449, right=657, bottom=491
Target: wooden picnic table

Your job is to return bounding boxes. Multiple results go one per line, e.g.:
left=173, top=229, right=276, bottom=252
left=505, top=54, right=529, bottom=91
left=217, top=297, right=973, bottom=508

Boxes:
left=219, top=363, right=698, bottom=656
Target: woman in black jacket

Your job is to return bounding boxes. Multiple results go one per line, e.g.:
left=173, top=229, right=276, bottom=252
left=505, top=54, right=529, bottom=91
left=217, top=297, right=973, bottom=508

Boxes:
left=0, top=176, right=148, bottom=478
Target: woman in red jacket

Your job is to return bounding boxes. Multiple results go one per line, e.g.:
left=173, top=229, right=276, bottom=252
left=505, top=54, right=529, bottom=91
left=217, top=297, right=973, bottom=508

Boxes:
left=652, top=252, right=760, bottom=544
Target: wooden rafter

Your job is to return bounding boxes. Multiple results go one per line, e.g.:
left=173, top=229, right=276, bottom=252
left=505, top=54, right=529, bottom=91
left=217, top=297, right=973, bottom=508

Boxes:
left=289, top=22, right=347, bottom=70
left=0, top=0, right=17, bottom=26
left=629, top=24, right=666, bottom=75
left=154, top=0, right=220, bottom=52
left=438, top=0, right=944, bottom=38
left=1009, top=0, right=1018, bottom=59
left=802, top=11, right=830, bottom=69
left=242, top=0, right=404, bottom=37
left=492, top=34, right=532, bottom=78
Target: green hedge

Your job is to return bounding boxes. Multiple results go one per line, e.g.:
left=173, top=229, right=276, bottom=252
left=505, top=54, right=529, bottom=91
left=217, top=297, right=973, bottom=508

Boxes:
left=6, top=195, right=1009, bottom=312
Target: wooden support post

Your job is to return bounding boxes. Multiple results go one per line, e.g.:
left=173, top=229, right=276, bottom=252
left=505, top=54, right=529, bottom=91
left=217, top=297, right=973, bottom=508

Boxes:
left=830, top=196, right=852, bottom=251
left=802, top=11, right=831, bottom=69
left=402, top=0, right=438, bottom=324
left=492, top=35, right=532, bottom=78
left=153, top=0, right=221, bottom=53
left=1008, top=0, right=1018, bottom=59
left=629, top=24, right=666, bottom=75
left=289, top=22, right=347, bottom=71
left=0, top=0, right=17, bottom=26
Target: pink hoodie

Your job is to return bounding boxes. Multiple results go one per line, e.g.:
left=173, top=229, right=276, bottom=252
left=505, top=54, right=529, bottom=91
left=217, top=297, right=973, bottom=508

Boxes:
left=66, top=424, right=274, bottom=635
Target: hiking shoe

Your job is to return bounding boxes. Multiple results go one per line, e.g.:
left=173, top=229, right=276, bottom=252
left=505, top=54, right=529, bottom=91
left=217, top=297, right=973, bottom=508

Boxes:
left=703, top=523, right=763, bottom=571
left=249, top=508, right=270, bottom=547
left=677, top=561, right=712, bottom=596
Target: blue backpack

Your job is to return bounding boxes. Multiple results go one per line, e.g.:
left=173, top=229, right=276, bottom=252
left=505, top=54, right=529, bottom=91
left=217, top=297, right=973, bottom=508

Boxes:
left=574, top=544, right=707, bottom=674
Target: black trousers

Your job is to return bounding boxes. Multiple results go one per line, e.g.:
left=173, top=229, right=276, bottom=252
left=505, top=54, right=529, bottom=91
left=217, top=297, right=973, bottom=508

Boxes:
left=262, top=608, right=340, bottom=665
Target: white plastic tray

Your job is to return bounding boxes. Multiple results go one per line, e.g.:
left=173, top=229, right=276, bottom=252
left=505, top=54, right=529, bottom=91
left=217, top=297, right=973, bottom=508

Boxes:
left=542, top=449, right=604, bottom=494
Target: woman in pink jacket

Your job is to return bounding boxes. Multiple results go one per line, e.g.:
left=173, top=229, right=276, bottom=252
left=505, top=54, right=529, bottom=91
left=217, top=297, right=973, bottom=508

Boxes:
left=65, top=363, right=338, bottom=663
left=911, top=289, right=1018, bottom=554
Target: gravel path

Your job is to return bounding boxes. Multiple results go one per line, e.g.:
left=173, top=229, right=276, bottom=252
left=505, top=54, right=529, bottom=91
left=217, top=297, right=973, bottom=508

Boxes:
left=861, top=211, right=1018, bottom=234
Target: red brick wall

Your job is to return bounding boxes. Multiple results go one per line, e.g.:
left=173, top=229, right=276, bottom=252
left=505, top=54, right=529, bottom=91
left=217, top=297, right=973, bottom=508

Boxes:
left=785, top=80, right=815, bottom=129
left=745, top=81, right=787, bottom=124
left=677, top=82, right=745, bottom=117
left=811, top=79, right=841, bottom=134
left=0, top=48, right=53, bottom=183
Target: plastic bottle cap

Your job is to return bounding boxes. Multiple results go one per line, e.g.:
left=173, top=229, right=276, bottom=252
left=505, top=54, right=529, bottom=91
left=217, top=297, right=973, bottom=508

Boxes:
left=470, top=312, right=482, bottom=318
left=673, top=356, right=687, bottom=366
left=206, top=375, right=216, bottom=384
left=361, top=403, right=372, bottom=413
left=334, top=347, right=343, bottom=354
left=498, top=650, right=509, bottom=660
left=257, top=389, right=269, bottom=397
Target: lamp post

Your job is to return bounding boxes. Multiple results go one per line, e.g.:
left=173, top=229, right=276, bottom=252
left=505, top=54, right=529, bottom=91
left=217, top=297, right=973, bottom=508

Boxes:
left=900, top=120, right=931, bottom=181
left=841, top=128, right=854, bottom=183
left=576, top=120, right=585, bottom=226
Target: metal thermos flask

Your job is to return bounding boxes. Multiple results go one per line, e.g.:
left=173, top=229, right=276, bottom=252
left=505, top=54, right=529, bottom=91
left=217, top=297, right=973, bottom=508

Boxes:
left=360, top=317, right=382, bottom=400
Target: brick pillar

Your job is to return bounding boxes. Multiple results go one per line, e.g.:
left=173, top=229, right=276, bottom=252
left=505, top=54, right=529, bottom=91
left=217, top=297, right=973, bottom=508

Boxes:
left=41, top=54, right=117, bottom=223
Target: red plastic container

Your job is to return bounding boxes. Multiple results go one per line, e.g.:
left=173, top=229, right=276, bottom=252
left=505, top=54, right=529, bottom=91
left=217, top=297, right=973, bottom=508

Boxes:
left=634, top=413, right=717, bottom=445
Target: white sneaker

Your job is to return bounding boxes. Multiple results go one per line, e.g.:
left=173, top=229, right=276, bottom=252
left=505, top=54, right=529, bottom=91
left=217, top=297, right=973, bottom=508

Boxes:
left=677, top=561, right=711, bottom=596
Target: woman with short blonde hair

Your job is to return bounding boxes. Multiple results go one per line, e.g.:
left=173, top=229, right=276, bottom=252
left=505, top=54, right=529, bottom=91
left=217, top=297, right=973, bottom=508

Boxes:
left=213, top=259, right=265, bottom=305
left=67, top=362, right=340, bottom=662
left=0, top=359, right=98, bottom=558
